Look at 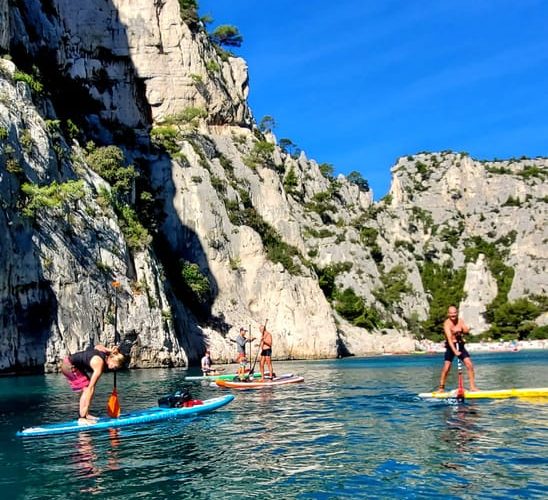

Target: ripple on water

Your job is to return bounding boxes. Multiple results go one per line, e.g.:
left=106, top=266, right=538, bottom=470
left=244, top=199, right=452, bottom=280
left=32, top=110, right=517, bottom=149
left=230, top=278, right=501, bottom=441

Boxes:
left=3, top=352, right=548, bottom=498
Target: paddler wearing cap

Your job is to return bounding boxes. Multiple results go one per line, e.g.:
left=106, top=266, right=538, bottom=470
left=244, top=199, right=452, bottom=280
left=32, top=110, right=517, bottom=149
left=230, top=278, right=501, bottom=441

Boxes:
left=234, top=327, right=255, bottom=363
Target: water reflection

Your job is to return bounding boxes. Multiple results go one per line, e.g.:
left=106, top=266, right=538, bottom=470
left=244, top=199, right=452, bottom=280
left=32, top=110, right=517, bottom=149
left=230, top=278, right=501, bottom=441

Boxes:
left=258, top=387, right=275, bottom=407
left=73, top=433, right=100, bottom=479
left=5, top=351, right=548, bottom=499
left=107, top=429, right=121, bottom=471
left=442, top=403, right=482, bottom=454
left=70, top=428, right=121, bottom=494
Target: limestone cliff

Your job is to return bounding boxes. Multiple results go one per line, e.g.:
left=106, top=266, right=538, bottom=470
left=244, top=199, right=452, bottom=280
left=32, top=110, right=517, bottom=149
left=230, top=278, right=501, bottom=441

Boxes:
left=0, top=0, right=545, bottom=373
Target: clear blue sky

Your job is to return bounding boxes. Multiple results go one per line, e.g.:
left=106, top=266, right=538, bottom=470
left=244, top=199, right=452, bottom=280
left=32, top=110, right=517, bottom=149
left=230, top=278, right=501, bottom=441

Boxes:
left=199, top=0, right=548, bottom=198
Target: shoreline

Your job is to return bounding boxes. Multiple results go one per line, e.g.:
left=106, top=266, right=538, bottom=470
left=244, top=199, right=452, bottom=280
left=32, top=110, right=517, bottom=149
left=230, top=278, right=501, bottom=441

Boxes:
left=415, top=338, right=547, bottom=354
left=1, top=340, right=546, bottom=377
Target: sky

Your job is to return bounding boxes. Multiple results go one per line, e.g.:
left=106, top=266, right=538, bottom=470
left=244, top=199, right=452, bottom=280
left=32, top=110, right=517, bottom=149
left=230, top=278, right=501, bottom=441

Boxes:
left=198, top=0, right=548, bottom=198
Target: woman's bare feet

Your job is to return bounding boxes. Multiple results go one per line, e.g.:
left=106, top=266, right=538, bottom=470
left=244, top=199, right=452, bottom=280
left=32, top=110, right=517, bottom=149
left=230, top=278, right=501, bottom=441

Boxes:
left=78, top=416, right=97, bottom=425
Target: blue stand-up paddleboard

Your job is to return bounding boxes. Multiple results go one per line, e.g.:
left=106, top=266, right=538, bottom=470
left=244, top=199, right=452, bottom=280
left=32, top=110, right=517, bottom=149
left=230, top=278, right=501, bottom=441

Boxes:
left=16, top=394, right=234, bottom=438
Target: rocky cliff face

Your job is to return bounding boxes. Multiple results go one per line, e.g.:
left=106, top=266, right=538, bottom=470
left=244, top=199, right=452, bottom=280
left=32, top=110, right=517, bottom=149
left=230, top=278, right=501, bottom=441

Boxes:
left=0, top=57, right=188, bottom=372
left=0, top=0, right=545, bottom=372
left=385, top=154, right=545, bottom=335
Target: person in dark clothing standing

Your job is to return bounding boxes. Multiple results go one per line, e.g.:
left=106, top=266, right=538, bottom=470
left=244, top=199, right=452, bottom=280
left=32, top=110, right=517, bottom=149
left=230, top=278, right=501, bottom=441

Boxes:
left=259, top=324, right=274, bottom=382
left=436, top=306, right=478, bottom=392
left=60, top=344, right=125, bottom=424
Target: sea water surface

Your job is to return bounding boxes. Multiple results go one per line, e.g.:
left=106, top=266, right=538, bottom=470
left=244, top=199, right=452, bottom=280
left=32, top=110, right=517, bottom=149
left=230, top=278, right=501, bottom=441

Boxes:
left=1, top=350, right=547, bottom=499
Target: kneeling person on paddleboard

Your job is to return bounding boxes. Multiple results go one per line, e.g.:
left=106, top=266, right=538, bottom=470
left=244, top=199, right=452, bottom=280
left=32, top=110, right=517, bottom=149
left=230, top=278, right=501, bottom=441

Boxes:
left=201, top=349, right=224, bottom=376
left=436, top=306, right=478, bottom=393
left=61, top=345, right=125, bottom=424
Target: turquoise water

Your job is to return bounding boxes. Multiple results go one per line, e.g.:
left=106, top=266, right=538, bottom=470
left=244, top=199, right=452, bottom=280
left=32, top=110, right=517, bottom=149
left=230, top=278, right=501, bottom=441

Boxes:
left=1, top=351, right=547, bottom=499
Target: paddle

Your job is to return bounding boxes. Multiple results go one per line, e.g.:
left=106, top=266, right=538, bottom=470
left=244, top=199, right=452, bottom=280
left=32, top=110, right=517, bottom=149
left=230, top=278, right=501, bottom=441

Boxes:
left=248, top=319, right=267, bottom=380
left=247, top=323, right=251, bottom=373
left=456, top=343, right=465, bottom=402
left=107, top=280, right=121, bottom=418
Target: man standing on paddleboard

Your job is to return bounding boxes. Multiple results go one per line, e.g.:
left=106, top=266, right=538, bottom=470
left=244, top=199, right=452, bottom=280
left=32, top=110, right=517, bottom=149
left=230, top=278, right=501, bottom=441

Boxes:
left=61, top=345, right=125, bottom=424
left=436, top=305, right=479, bottom=392
left=234, top=327, right=255, bottom=379
left=235, top=327, right=254, bottom=363
left=259, top=324, right=275, bottom=382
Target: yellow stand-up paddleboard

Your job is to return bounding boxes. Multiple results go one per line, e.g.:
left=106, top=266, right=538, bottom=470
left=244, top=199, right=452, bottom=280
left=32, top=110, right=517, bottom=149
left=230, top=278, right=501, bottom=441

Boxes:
left=418, top=387, right=548, bottom=400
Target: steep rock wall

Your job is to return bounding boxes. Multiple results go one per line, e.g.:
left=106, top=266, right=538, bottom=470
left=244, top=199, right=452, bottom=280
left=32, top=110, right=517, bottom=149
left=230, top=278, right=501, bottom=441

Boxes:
left=0, top=59, right=186, bottom=371
left=0, top=1, right=546, bottom=373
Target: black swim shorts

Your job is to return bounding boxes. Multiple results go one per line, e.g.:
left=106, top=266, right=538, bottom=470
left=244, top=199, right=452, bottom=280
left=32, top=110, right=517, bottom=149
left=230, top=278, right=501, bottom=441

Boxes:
left=444, top=341, right=470, bottom=362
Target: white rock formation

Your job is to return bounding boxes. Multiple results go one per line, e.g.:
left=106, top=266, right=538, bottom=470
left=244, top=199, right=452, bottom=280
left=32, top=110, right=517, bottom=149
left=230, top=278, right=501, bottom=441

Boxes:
left=460, top=254, right=498, bottom=333
left=0, top=2, right=545, bottom=374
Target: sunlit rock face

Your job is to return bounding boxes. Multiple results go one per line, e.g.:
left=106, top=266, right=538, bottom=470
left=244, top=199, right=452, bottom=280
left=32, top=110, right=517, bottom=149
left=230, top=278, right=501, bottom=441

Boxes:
left=0, top=1, right=545, bottom=372
left=460, top=255, right=498, bottom=334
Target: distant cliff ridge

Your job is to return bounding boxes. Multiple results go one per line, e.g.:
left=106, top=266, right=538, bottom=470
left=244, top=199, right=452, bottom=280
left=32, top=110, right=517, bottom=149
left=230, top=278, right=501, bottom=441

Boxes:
left=0, top=0, right=546, bottom=373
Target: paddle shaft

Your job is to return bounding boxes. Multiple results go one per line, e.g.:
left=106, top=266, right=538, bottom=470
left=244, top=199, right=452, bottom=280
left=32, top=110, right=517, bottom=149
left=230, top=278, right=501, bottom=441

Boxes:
left=248, top=323, right=251, bottom=371
left=107, top=281, right=122, bottom=418
left=456, top=342, right=464, bottom=401
left=113, top=285, right=118, bottom=388
left=249, top=319, right=267, bottom=376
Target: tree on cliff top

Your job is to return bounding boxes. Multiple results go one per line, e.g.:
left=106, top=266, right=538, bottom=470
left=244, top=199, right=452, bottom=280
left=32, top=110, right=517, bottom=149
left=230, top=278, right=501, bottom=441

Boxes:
left=179, top=0, right=200, bottom=30
left=210, top=25, right=243, bottom=47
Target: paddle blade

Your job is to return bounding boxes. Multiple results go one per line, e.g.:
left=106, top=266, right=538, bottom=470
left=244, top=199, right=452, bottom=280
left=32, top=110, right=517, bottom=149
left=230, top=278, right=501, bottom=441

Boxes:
left=107, top=388, right=121, bottom=418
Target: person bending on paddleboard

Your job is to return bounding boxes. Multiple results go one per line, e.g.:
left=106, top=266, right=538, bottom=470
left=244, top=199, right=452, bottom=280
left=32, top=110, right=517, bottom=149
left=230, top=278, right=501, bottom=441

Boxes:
left=259, top=325, right=275, bottom=382
left=61, top=345, right=125, bottom=425
left=436, top=306, right=478, bottom=392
